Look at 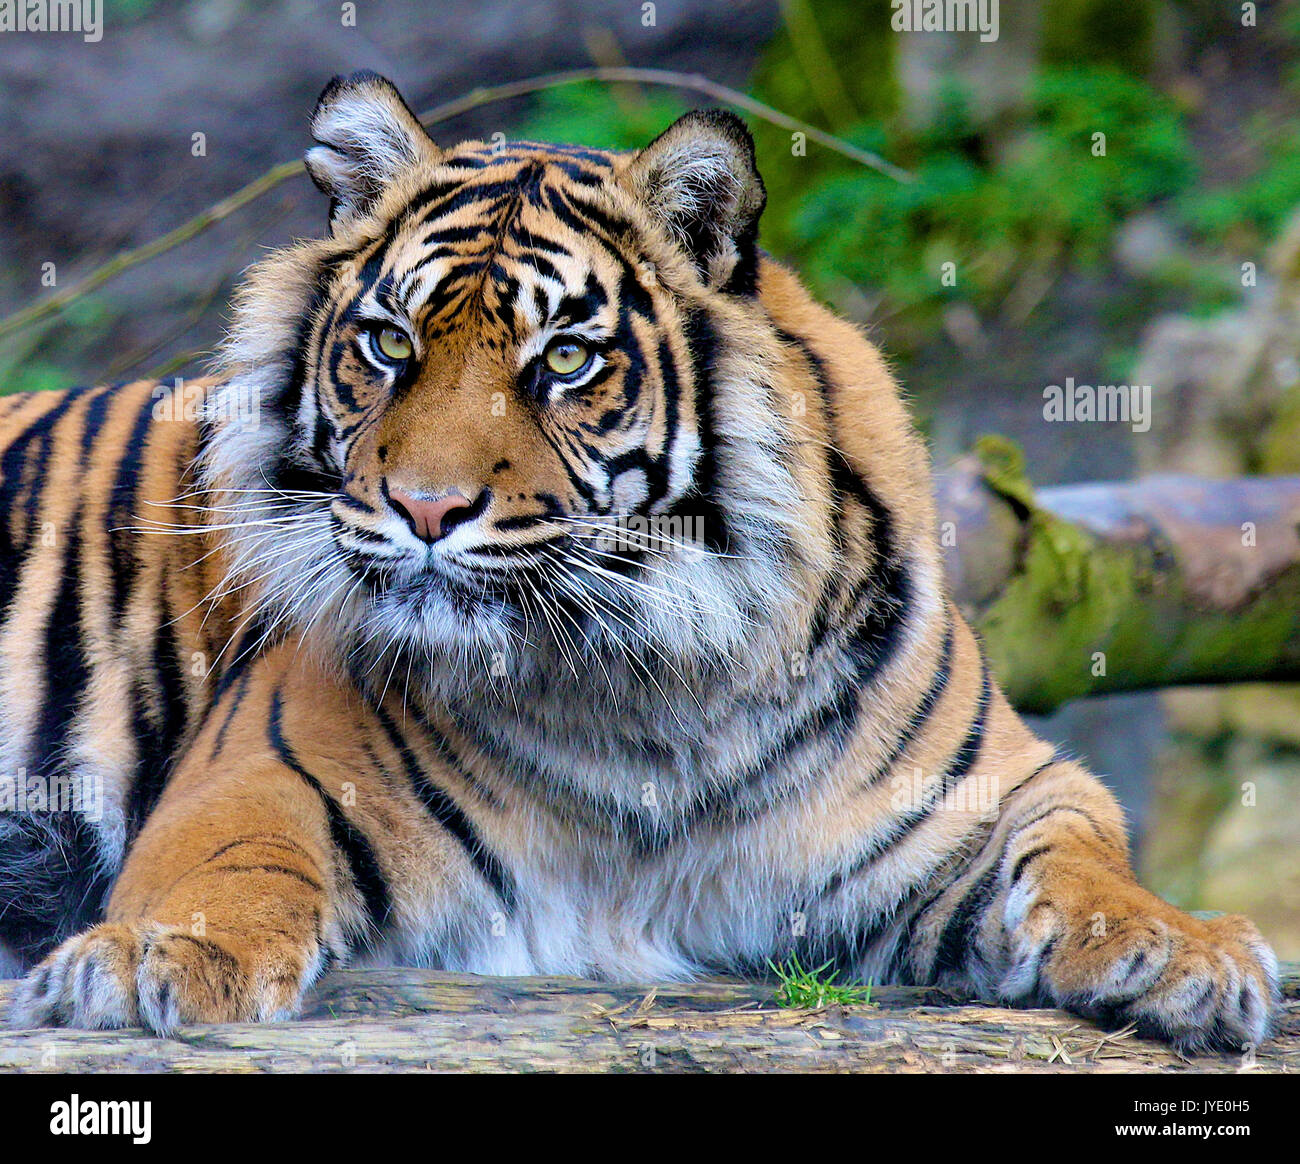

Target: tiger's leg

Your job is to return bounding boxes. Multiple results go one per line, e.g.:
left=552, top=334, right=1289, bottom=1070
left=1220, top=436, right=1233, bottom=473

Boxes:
left=10, top=689, right=357, bottom=1032
left=910, top=758, right=1280, bottom=1053
left=9, top=640, right=473, bottom=1033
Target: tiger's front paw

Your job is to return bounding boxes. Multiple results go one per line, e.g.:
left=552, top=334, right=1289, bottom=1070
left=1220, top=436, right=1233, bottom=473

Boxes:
left=9, top=922, right=314, bottom=1034
left=1001, top=870, right=1280, bottom=1054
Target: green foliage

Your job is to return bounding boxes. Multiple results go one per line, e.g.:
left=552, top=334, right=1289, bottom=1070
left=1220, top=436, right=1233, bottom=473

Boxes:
left=514, top=44, right=1211, bottom=349
left=0, top=292, right=121, bottom=395
left=745, top=0, right=898, bottom=260
left=1131, top=254, right=1242, bottom=318
left=1170, top=4, right=1300, bottom=258
left=516, top=83, right=690, bottom=151
left=1, top=358, right=74, bottom=396
left=786, top=66, right=1194, bottom=322
left=1041, top=0, right=1156, bottom=75
left=748, top=0, right=900, bottom=128
left=768, top=956, right=873, bottom=1009
left=1179, top=123, right=1300, bottom=249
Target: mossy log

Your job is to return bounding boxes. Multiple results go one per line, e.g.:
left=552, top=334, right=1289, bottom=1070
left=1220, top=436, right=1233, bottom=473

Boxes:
left=938, top=444, right=1300, bottom=713
left=0, top=966, right=1295, bottom=1073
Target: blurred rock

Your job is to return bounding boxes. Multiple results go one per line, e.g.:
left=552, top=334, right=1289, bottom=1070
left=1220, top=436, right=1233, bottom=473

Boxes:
left=1145, top=738, right=1300, bottom=957
left=1200, top=757, right=1300, bottom=953
left=895, top=0, right=1042, bottom=127
left=1114, top=211, right=1180, bottom=279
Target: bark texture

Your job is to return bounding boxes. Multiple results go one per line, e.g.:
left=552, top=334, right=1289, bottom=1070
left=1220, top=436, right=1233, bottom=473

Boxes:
left=1, top=966, right=1296, bottom=1073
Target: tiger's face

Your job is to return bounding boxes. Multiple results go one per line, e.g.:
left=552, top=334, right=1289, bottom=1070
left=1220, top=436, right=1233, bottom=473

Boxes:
left=310, top=141, right=704, bottom=634
left=204, top=72, right=807, bottom=693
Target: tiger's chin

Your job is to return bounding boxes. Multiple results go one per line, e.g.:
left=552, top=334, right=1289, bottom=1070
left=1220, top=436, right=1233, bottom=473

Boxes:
left=348, top=567, right=524, bottom=678
left=333, top=556, right=742, bottom=718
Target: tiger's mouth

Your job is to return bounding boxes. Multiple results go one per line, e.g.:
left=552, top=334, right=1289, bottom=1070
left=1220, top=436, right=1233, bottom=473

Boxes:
left=339, top=532, right=516, bottom=602
left=332, top=507, right=664, bottom=651
left=333, top=514, right=569, bottom=626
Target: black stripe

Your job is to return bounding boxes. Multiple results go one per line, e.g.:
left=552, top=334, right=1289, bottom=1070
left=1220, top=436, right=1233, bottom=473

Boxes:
left=124, top=574, right=190, bottom=838
left=935, top=661, right=993, bottom=798
left=367, top=701, right=517, bottom=912
left=685, top=650, right=891, bottom=834
left=209, top=610, right=275, bottom=703
left=654, top=333, right=682, bottom=503
left=1010, top=843, right=1054, bottom=885
left=0, top=387, right=94, bottom=617
left=930, top=860, right=1001, bottom=978
left=678, top=308, right=730, bottom=552
left=824, top=659, right=994, bottom=889
left=1003, top=795, right=1111, bottom=853
left=884, top=881, right=951, bottom=984
left=107, top=386, right=162, bottom=618
left=861, top=618, right=955, bottom=786
left=267, top=688, right=391, bottom=947
left=22, top=386, right=95, bottom=533
left=78, top=384, right=115, bottom=460
left=907, top=754, right=1066, bottom=982
left=810, top=623, right=956, bottom=900
left=32, top=518, right=88, bottom=782
left=779, top=327, right=911, bottom=664
left=539, top=183, right=629, bottom=250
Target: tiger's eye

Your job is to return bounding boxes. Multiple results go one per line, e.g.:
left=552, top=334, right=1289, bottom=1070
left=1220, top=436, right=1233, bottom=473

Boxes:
left=375, top=326, right=413, bottom=362
left=544, top=337, right=590, bottom=377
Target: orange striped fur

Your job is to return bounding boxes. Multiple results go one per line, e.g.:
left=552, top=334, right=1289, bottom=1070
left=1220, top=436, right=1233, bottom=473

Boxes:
left=4, top=73, right=1278, bottom=1052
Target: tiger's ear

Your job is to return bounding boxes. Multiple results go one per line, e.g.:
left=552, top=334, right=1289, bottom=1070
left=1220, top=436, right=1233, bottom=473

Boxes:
left=622, top=110, right=766, bottom=291
left=304, top=71, right=439, bottom=229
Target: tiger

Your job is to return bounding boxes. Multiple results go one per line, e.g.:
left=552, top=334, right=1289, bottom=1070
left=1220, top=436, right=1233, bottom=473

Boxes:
left=2, top=71, right=1279, bottom=1053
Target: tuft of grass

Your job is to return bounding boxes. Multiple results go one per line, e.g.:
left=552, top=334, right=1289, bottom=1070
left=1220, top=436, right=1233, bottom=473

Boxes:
left=768, top=956, right=873, bottom=1009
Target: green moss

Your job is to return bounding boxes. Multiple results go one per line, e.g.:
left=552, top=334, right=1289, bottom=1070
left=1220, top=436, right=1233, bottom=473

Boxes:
left=971, top=435, right=1128, bottom=708
left=968, top=434, right=1300, bottom=711
left=973, top=434, right=1035, bottom=510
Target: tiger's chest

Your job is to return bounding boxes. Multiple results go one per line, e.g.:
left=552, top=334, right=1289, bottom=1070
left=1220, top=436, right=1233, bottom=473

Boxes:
left=375, top=821, right=802, bottom=981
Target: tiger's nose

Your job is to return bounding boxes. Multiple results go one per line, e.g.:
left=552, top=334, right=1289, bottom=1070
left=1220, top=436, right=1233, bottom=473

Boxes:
left=387, top=486, right=478, bottom=543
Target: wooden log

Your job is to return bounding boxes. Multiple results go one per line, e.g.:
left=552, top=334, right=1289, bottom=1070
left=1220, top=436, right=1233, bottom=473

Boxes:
left=1, top=965, right=1295, bottom=1073
left=936, top=443, right=1300, bottom=712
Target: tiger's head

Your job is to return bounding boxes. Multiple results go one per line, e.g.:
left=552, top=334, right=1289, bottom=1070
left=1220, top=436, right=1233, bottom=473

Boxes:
left=202, top=72, right=920, bottom=717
